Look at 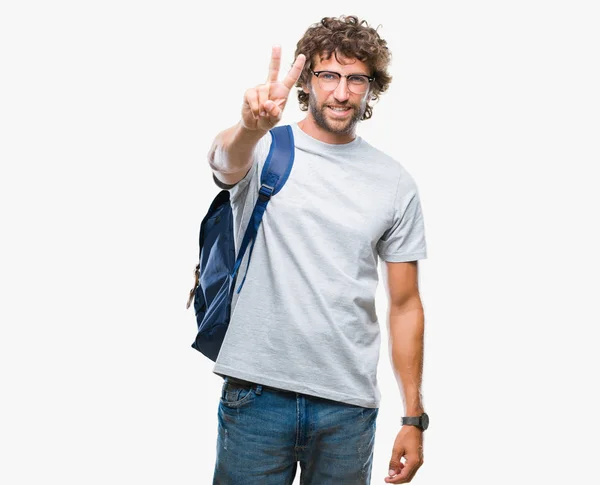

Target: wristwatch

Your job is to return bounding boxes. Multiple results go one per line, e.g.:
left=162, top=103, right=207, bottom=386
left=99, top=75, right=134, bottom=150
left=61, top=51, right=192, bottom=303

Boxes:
left=401, top=412, right=429, bottom=431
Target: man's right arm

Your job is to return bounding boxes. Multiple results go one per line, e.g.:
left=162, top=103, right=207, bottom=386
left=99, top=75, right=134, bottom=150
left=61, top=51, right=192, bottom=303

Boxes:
left=208, top=121, right=268, bottom=187
left=207, top=45, right=306, bottom=188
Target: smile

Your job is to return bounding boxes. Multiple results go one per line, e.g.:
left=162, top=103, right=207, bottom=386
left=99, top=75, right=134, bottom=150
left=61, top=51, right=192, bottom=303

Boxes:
left=328, top=106, right=352, bottom=116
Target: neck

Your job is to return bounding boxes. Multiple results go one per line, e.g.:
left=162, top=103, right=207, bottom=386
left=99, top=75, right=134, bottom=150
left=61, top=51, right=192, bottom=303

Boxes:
left=297, top=115, right=357, bottom=145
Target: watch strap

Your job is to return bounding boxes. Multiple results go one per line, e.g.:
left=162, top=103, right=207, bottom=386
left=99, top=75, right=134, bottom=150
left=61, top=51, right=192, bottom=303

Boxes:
left=402, top=412, right=428, bottom=430
left=402, top=416, right=422, bottom=427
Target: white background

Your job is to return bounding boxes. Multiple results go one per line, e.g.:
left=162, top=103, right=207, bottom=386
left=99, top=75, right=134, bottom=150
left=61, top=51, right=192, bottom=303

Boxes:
left=1, top=1, right=599, bottom=484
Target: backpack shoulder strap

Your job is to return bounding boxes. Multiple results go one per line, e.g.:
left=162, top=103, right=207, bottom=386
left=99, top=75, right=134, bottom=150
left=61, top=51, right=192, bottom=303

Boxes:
left=258, top=124, right=295, bottom=201
left=231, top=124, right=295, bottom=294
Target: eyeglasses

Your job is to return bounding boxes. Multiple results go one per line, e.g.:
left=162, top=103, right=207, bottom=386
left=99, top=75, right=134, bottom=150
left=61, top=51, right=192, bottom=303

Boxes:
left=310, top=69, right=374, bottom=95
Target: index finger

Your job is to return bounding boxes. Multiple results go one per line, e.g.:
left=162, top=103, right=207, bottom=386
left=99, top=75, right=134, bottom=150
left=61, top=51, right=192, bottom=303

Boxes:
left=267, top=45, right=281, bottom=83
left=386, top=456, right=421, bottom=484
left=282, top=53, right=306, bottom=90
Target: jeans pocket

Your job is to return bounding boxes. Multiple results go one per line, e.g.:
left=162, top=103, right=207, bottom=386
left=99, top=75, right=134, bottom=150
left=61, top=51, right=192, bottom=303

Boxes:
left=220, top=378, right=256, bottom=408
left=361, top=407, right=379, bottom=429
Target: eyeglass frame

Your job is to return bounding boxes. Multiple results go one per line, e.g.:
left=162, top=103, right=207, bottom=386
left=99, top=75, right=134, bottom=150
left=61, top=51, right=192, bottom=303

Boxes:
left=309, top=69, right=375, bottom=94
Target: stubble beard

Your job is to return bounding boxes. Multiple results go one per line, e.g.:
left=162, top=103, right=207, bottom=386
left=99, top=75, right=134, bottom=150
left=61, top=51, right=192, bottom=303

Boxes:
left=308, top=91, right=367, bottom=136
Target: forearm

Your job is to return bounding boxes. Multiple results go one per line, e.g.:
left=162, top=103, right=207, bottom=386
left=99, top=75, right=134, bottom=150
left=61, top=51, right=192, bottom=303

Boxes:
left=388, top=304, right=425, bottom=416
left=208, top=121, right=268, bottom=174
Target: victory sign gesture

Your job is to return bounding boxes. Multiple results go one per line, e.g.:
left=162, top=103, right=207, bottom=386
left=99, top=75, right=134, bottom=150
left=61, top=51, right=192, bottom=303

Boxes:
left=241, top=45, right=306, bottom=132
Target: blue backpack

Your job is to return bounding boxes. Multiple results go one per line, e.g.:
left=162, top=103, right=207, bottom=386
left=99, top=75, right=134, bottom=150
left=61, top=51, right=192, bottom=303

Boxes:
left=186, top=124, right=295, bottom=361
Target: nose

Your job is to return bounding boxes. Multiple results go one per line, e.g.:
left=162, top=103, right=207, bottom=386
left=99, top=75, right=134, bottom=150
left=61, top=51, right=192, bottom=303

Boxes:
left=333, top=77, right=350, bottom=102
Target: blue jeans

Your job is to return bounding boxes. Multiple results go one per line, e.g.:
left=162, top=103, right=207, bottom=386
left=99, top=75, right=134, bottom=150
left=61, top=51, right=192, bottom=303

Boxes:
left=213, top=376, right=379, bottom=484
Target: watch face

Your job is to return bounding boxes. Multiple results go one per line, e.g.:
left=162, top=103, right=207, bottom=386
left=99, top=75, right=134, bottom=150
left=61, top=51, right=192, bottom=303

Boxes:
left=421, top=412, right=429, bottom=430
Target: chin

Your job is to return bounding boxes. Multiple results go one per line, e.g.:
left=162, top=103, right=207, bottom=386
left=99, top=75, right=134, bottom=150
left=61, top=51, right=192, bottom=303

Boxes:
left=326, top=114, right=356, bottom=133
left=308, top=100, right=363, bottom=135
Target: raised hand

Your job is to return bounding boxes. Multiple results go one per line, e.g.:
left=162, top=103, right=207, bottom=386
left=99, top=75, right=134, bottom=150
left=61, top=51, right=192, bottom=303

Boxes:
left=241, top=45, right=306, bottom=132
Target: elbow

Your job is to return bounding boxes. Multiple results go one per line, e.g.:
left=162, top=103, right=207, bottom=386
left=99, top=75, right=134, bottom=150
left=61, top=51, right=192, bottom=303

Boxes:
left=389, top=294, right=423, bottom=315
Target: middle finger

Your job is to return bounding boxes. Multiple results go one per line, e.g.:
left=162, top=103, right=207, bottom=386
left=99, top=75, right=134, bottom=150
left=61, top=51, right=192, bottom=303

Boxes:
left=257, top=83, right=270, bottom=116
left=267, top=45, right=281, bottom=83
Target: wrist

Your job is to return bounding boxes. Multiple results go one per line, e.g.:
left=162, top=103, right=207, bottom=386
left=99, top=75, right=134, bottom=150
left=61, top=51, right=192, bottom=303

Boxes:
left=401, top=411, right=429, bottom=431
left=237, top=120, right=269, bottom=139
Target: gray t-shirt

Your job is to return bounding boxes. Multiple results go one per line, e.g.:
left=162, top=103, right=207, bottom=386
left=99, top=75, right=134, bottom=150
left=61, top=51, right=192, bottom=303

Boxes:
left=210, top=122, right=427, bottom=408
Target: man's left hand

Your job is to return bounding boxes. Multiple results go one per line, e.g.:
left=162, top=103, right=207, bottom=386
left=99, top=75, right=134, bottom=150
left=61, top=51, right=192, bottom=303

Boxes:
left=384, top=425, right=424, bottom=483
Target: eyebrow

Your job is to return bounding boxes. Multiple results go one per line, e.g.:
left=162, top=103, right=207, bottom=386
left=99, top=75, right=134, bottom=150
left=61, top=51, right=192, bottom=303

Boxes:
left=315, top=69, right=371, bottom=76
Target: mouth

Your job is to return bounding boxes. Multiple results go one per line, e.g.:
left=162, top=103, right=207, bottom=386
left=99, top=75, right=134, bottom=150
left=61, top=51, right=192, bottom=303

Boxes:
left=327, top=105, right=352, bottom=117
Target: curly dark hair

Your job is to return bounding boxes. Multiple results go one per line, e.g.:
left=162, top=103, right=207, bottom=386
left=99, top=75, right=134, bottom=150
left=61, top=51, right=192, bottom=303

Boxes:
left=294, top=15, right=392, bottom=121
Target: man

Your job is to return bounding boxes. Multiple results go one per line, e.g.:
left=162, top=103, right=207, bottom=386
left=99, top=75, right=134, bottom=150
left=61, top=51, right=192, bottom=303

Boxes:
left=207, top=15, right=427, bottom=485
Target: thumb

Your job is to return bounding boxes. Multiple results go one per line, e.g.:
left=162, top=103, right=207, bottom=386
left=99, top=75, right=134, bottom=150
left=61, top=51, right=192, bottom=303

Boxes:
left=264, top=100, right=282, bottom=119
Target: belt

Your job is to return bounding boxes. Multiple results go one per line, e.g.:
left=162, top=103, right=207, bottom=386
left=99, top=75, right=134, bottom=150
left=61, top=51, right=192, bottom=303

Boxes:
left=225, top=375, right=291, bottom=394
left=225, top=376, right=255, bottom=386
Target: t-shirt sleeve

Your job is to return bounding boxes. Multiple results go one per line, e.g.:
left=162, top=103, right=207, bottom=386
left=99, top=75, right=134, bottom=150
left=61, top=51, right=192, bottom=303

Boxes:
left=212, top=168, right=251, bottom=190
left=210, top=132, right=272, bottom=205
left=376, top=174, right=428, bottom=263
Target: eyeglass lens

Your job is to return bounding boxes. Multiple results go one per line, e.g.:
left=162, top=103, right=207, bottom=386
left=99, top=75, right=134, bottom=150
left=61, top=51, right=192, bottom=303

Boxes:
left=317, top=72, right=370, bottom=94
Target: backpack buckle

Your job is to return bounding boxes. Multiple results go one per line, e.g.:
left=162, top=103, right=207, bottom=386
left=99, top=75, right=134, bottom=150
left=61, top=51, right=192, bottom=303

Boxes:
left=258, top=183, right=274, bottom=202
left=186, top=263, right=200, bottom=309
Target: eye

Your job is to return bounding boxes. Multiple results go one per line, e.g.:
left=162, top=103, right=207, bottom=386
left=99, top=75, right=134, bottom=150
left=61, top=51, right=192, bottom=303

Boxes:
left=349, top=75, right=368, bottom=84
left=321, top=72, right=338, bottom=80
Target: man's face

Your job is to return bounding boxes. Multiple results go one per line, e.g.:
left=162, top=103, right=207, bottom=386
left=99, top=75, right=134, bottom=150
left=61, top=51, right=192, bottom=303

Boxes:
left=303, top=54, right=372, bottom=136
